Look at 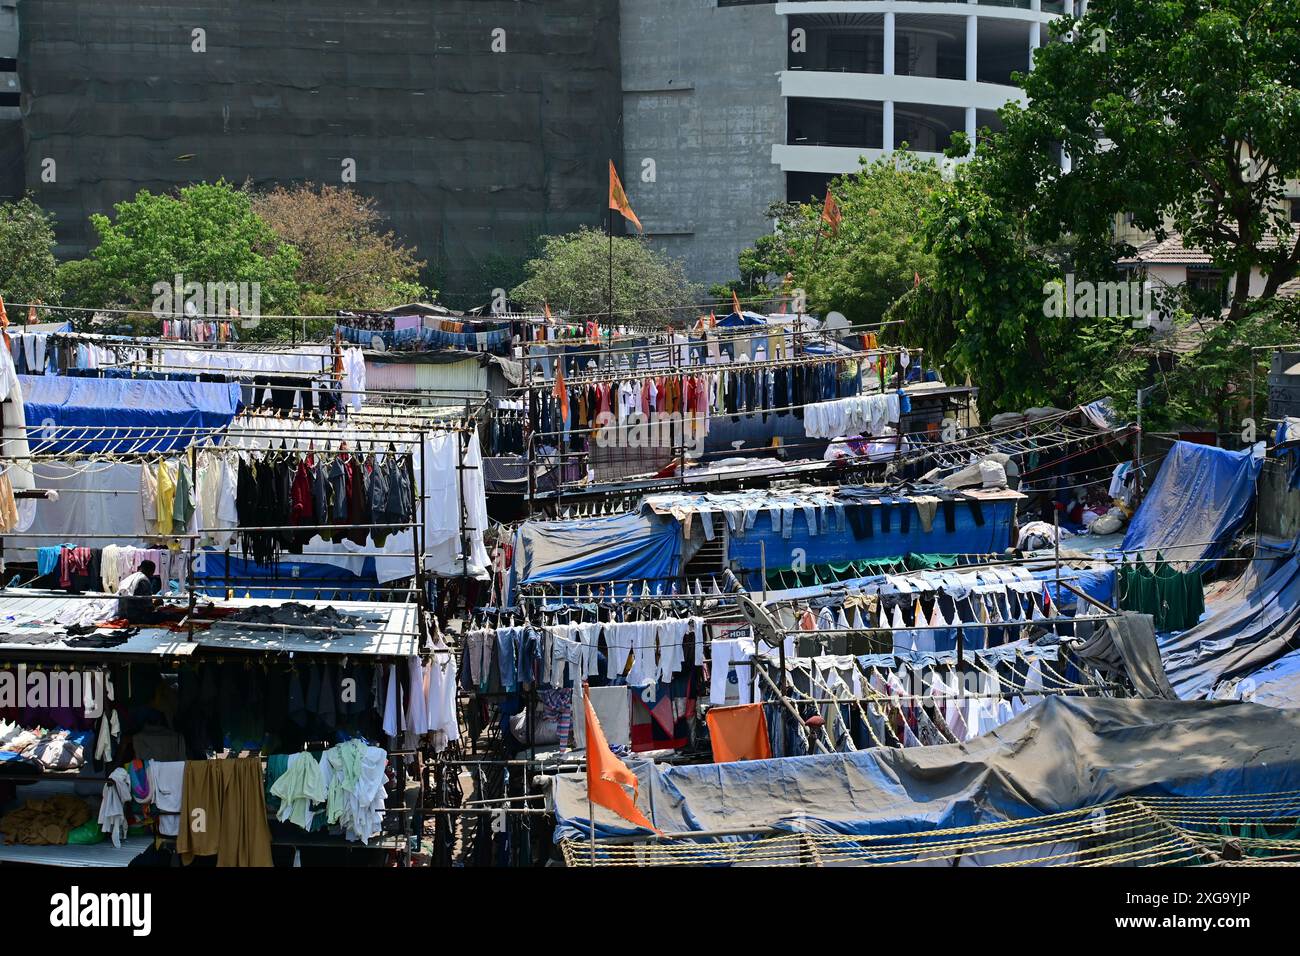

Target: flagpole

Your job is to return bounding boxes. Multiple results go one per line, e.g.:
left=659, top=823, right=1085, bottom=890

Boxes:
left=608, top=207, right=614, bottom=335
left=585, top=682, right=597, bottom=865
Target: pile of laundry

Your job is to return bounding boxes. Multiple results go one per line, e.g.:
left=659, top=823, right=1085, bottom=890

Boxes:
left=0, top=720, right=92, bottom=772
left=212, top=603, right=372, bottom=639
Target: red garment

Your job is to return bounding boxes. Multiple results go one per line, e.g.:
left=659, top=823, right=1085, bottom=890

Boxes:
left=289, top=462, right=314, bottom=527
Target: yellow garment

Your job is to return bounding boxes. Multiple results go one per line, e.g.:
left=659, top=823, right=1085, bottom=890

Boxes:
left=177, top=757, right=274, bottom=867
left=0, top=472, right=18, bottom=533
left=0, top=795, right=90, bottom=845
left=155, top=459, right=176, bottom=536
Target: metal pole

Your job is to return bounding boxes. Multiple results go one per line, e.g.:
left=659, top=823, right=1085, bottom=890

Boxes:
left=187, top=442, right=198, bottom=639
left=585, top=684, right=597, bottom=865
left=1135, top=386, right=1145, bottom=505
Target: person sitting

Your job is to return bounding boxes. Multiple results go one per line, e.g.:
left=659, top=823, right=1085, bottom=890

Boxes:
left=116, top=560, right=161, bottom=624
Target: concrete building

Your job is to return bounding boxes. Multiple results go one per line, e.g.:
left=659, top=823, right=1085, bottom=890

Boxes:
left=0, top=1, right=20, bottom=199
left=618, top=0, right=787, bottom=289
left=10, top=0, right=1062, bottom=300
left=15, top=0, right=622, bottom=307
left=620, top=0, right=1064, bottom=289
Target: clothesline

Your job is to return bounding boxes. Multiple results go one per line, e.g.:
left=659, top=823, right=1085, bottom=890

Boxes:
left=519, top=347, right=909, bottom=389
left=519, top=328, right=907, bottom=363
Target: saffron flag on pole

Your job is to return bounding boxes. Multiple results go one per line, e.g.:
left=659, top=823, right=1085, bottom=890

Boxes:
left=732, top=289, right=743, bottom=319
left=821, top=188, right=842, bottom=237
left=608, top=160, right=643, bottom=233
left=583, top=684, right=659, bottom=832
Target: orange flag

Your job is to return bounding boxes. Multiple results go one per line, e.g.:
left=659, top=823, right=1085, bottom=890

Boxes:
left=544, top=302, right=554, bottom=324
left=821, top=188, right=842, bottom=237
left=608, top=160, right=643, bottom=233
left=731, top=289, right=743, bottom=318
left=584, top=685, right=659, bottom=832
left=554, top=358, right=570, bottom=422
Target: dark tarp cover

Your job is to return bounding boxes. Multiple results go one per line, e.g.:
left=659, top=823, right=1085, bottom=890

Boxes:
left=1121, top=440, right=1263, bottom=568
left=552, top=697, right=1300, bottom=842
left=508, top=511, right=682, bottom=603
left=1159, top=552, right=1300, bottom=700
left=1072, top=612, right=1176, bottom=700
left=19, top=375, right=242, bottom=454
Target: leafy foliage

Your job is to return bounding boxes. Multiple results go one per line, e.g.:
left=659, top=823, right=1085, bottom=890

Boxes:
left=982, top=0, right=1300, bottom=317
left=251, top=183, right=431, bottom=315
left=510, top=227, right=701, bottom=325
left=0, top=197, right=63, bottom=308
left=726, top=153, right=945, bottom=327
left=61, top=181, right=301, bottom=319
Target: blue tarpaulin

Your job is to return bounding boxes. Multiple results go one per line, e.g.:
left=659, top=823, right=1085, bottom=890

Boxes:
left=192, top=552, right=380, bottom=601
left=508, top=511, right=682, bottom=603
left=1232, top=649, right=1300, bottom=710
left=1122, top=440, right=1262, bottom=568
left=732, top=497, right=1016, bottom=588
left=20, top=375, right=243, bottom=454
left=552, top=697, right=1300, bottom=842
left=1159, top=552, right=1300, bottom=700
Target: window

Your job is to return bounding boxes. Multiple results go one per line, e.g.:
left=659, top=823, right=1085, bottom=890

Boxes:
left=826, top=33, right=872, bottom=74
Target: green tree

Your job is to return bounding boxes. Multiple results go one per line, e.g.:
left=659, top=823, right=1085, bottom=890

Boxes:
left=61, top=181, right=301, bottom=325
left=0, top=197, right=62, bottom=308
left=251, top=183, right=431, bottom=316
left=510, top=227, right=701, bottom=325
left=994, top=0, right=1300, bottom=322
left=726, top=153, right=946, bottom=328
left=914, top=1, right=1300, bottom=419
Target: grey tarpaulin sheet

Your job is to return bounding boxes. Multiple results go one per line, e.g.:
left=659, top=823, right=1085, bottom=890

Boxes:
left=1073, top=612, right=1177, bottom=700
left=552, top=697, right=1300, bottom=840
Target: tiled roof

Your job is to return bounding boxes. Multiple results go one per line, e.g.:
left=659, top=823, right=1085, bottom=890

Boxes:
left=1119, top=225, right=1300, bottom=266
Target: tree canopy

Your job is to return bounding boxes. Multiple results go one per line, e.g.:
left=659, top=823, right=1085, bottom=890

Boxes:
left=726, top=153, right=945, bottom=330
left=510, top=227, right=701, bottom=325
left=62, top=181, right=301, bottom=319
left=251, top=183, right=430, bottom=316
left=973, top=0, right=1300, bottom=319
left=0, top=197, right=63, bottom=308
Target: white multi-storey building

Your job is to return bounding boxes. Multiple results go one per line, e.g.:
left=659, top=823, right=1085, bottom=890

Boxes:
left=619, top=0, right=1065, bottom=286
left=773, top=0, right=1066, bottom=199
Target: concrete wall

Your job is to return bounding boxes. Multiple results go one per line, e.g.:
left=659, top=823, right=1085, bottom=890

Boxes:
left=1258, top=458, right=1300, bottom=545
left=17, top=0, right=622, bottom=307
left=619, top=0, right=786, bottom=289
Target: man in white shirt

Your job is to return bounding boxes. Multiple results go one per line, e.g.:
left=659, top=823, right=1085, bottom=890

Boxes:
left=117, top=560, right=160, bottom=623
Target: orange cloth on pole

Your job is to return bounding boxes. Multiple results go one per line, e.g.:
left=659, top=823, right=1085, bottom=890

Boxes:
left=608, top=160, right=643, bottom=233
left=584, top=685, right=659, bottom=832
left=732, top=289, right=743, bottom=318
left=821, top=188, right=842, bottom=236
left=554, top=359, right=570, bottom=422
left=706, top=703, right=772, bottom=763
